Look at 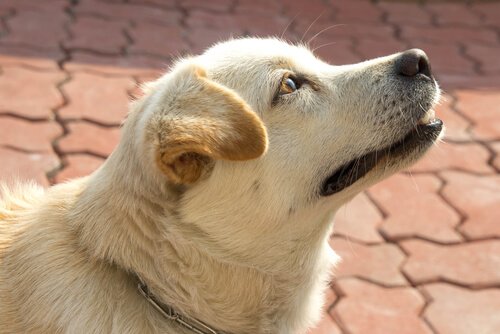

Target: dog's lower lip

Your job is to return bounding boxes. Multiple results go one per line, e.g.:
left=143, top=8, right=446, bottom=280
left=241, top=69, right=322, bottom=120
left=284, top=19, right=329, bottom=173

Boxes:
left=320, top=118, right=443, bottom=196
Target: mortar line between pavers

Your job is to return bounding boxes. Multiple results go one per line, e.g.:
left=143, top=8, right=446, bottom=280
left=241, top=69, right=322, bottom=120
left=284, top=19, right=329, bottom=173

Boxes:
left=401, top=167, right=495, bottom=177
left=376, top=3, right=411, bottom=50
left=0, top=112, right=52, bottom=123
left=0, top=7, right=14, bottom=37
left=0, top=145, right=53, bottom=155
left=415, top=286, right=439, bottom=334
left=46, top=0, right=78, bottom=184
left=328, top=282, right=351, bottom=334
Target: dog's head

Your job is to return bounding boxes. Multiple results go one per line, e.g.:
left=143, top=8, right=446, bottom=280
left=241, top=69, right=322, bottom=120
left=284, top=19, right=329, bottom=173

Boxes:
left=130, top=37, right=442, bottom=264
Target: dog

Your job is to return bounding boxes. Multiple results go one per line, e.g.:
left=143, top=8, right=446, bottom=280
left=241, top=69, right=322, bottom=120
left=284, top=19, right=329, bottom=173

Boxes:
left=0, top=38, right=442, bottom=334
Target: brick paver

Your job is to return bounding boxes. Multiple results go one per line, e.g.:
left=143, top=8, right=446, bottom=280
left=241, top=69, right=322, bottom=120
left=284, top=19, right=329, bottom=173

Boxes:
left=423, top=284, right=500, bottom=334
left=1, top=0, right=499, bottom=333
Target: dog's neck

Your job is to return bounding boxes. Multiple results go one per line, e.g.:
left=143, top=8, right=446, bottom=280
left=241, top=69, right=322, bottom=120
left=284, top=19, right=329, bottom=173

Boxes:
left=69, top=118, right=336, bottom=334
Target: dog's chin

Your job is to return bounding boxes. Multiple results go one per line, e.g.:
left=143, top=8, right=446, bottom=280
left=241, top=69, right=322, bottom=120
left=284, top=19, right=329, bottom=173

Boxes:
left=320, top=117, right=443, bottom=197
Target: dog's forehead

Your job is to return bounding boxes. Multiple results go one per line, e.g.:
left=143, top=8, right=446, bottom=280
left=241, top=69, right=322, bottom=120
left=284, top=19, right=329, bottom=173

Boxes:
left=201, top=38, right=323, bottom=73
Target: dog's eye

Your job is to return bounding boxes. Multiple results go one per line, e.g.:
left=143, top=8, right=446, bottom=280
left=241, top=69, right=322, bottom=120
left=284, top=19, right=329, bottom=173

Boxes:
left=280, top=77, right=299, bottom=95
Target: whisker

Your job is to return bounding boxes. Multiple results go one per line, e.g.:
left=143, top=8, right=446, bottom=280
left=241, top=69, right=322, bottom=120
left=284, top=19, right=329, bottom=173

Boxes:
left=301, top=12, right=325, bottom=42
left=312, top=41, right=337, bottom=53
left=280, top=15, right=298, bottom=40
left=307, top=24, right=345, bottom=47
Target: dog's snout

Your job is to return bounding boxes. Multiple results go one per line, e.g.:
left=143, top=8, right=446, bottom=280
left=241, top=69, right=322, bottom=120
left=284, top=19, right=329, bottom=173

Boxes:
left=395, top=49, right=432, bottom=78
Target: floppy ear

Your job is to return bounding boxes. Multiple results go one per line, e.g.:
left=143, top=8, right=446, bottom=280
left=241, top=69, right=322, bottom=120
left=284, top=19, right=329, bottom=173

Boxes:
left=145, top=62, right=268, bottom=184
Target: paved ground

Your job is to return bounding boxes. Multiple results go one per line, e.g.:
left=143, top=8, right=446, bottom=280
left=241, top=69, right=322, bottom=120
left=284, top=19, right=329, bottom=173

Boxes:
left=0, top=0, right=499, bottom=333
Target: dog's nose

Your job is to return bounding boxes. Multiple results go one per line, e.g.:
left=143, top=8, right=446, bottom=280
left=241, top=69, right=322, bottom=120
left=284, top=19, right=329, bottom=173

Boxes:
left=395, top=49, right=432, bottom=78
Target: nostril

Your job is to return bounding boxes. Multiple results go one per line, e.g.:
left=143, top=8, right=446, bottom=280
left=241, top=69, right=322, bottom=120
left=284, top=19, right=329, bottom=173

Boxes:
left=396, top=49, right=432, bottom=78
left=417, top=55, right=431, bottom=77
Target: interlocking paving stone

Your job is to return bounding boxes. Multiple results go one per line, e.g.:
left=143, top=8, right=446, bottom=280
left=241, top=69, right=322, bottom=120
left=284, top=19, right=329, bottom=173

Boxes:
left=59, top=72, right=134, bottom=125
left=0, top=67, right=65, bottom=119
left=472, top=2, right=500, bottom=28
left=74, top=0, right=181, bottom=26
left=425, top=3, right=482, bottom=27
left=333, top=192, right=384, bottom=243
left=423, top=283, right=500, bottom=334
left=332, top=278, right=431, bottom=334
left=492, top=142, right=500, bottom=171
left=58, top=122, right=120, bottom=158
left=466, top=44, right=500, bottom=74
left=54, top=154, right=104, bottom=183
left=65, top=16, right=128, bottom=55
left=330, top=238, right=407, bottom=286
left=410, top=142, right=494, bottom=174
left=400, top=25, right=498, bottom=45
left=129, top=23, right=188, bottom=58
left=434, top=93, right=472, bottom=142
left=378, top=2, right=432, bottom=25
left=65, top=52, right=165, bottom=76
left=369, top=174, right=462, bottom=243
left=401, top=239, right=500, bottom=287
left=0, top=117, right=62, bottom=152
left=0, top=45, right=64, bottom=70
left=0, top=147, right=59, bottom=187
left=306, top=288, right=342, bottom=334
left=455, top=89, right=500, bottom=141
left=0, top=9, right=68, bottom=51
left=441, top=172, right=500, bottom=239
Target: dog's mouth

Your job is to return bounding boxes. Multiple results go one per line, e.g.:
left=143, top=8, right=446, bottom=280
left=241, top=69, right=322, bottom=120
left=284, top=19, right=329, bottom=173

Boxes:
left=320, top=115, right=443, bottom=197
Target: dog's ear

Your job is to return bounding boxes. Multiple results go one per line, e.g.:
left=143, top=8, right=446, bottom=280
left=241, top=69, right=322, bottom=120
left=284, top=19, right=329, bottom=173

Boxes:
left=145, top=62, right=268, bottom=184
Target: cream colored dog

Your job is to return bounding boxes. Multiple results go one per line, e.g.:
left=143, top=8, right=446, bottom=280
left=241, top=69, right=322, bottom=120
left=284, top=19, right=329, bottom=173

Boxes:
left=0, top=38, right=442, bottom=334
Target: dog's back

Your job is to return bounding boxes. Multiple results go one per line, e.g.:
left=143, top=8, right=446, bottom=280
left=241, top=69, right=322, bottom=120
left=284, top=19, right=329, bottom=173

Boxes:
left=0, top=183, right=47, bottom=332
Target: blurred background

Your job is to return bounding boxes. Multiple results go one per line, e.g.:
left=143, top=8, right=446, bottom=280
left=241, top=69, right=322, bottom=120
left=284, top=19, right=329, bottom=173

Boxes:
left=0, top=0, right=499, bottom=333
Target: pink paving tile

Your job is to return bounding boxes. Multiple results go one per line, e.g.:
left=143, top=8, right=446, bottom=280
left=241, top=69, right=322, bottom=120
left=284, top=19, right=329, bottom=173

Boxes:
left=409, top=142, right=494, bottom=174
left=129, top=23, right=188, bottom=58
left=400, top=25, right=497, bottom=45
left=0, top=67, right=65, bottom=119
left=74, top=0, right=181, bottom=26
left=472, top=2, right=500, bottom=28
left=313, top=39, right=361, bottom=65
left=58, top=122, right=121, bottom=158
left=425, top=3, right=482, bottom=27
left=332, top=278, right=431, bottom=334
left=378, top=2, right=432, bottom=26
left=434, top=93, right=472, bottom=142
left=0, top=117, right=62, bottom=152
left=0, top=9, right=68, bottom=51
left=65, top=52, right=165, bottom=76
left=333, top=192, right=384, bottom=243
left=181, top=0, right=234, bottom=12
left=0, top=147, right=60, bottom=187
left=59, top=72, right=135, bottom=125
left=355, top=39, right=406, bottom=60
left=466, top=44, right=500, bottom=74
left=307, top=287, right=341, bottom=334
left=330, top=237, right=407, bottom=286
left=332, top=0, right=383, bottom=24
left=441, top=171, right=500, bottom=239
left=0, top=0, right=67, bottom=12
left=0, top=45, right=64, bottom=70
left=187, top=10, right=289, bottom=36
left=492, top=142, right=500, bottom=171
left=423, top=283, right=500, bottom=334
left=401, top=239, right=500, bottom=287
left=54, top=154, right=104, bottom=183
left=369, top=174, right=462, bottom=243
left=65, top=16, right=128, bottom=55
